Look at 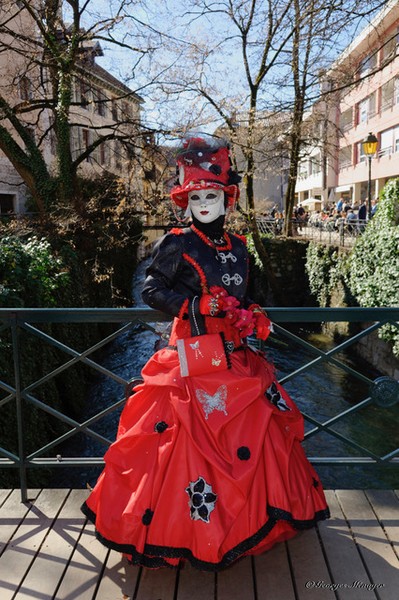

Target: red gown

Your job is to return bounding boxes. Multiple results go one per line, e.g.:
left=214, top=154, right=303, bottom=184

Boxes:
left=82, top=228, right=329, bottom=571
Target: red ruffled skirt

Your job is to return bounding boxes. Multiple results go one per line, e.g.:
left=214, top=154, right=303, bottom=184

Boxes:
left=82, top=317, right=329, bottom=570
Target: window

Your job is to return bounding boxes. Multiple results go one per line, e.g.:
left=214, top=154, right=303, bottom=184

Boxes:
left=394, top=127, right=399, bottom=153
left=114, top=139, right=123, bottom=168
left=310, top=154, right=321, bottom=175
left=112, top=101, right=118, bottom=121
left=380, top=129, right=393, bottom=156
left=81, top=128, right=92, bottom=162
left=340, top=108, right=353, bottom=132
left=381, top=126, right=399, bottom=155
left=19, top=76, right=32, bottom=101
left=358, top=93, right=376, bottom=124
left=99, top=142, right=108, bottom=165
left=359, top=98, right=369, bottom=122
left=0, top=194, right=15, bottom=214
left=382, top=29, right=399, bottom=63
left=93, top=88, right=107, bottom=117
left=381, top=79, right=395, bottom=111
left=79, top=79, right=91, bottom=109
left=339, top=146, right=352, bottom=169
left=395, top=78, right=399, bottom=105
left=359, top=53, right=377, bottom=77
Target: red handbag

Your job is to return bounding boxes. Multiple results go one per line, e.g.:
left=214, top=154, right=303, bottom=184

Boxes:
left=177, top=297, right=230, bottom=377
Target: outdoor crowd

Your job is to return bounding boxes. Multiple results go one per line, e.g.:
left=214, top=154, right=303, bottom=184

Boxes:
left=259, top=196, right=379, bottom=236
left=302, top=196, right=379, bottom=234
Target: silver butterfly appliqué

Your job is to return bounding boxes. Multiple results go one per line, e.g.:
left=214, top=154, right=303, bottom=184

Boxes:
left=196, top=385, right=228, bottom=419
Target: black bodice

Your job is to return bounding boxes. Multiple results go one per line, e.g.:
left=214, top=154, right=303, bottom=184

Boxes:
left=142, top=228, right=250, bottom=317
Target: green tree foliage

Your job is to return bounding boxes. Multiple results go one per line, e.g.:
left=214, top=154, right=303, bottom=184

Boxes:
left=0, top=236, right=69, bottom=307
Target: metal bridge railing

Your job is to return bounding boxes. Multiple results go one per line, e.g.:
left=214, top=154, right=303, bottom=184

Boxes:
left=256, top=218, right=370, bottom=247
left=0, top=307, right=398, bottom=502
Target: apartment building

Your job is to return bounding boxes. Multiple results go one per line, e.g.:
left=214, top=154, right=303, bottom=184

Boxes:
left=0, top=1, right=144, bottom=215
left=296, top=0, right=399, bottom=207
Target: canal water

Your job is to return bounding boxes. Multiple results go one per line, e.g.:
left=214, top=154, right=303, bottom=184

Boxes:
left=52, top=258, right=399, bottom=490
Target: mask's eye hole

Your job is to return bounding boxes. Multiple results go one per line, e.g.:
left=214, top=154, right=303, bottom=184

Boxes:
left=206, top=193, right=217, bottom=199
left=190, top=194, right=200, bottom=201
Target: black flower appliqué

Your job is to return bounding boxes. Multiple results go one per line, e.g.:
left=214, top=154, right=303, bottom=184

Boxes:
left=154, top=421, right=168, bottom=433
left=265, top=382, right=291, bottom=411
left=186, top=476, right=217, bottom=523
left=237, top=446, right=251, bottom=460
left=142, top=508, right=154, bottom=525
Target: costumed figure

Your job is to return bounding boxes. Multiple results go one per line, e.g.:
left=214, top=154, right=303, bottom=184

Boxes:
left=81, top=134, right=330, bottom=571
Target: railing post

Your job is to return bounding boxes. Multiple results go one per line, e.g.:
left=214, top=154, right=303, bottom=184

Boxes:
left=11, top=316, right=28, bottom=503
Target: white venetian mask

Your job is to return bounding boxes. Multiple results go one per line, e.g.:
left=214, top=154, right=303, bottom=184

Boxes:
left=187, top=188, right=225, bottom=223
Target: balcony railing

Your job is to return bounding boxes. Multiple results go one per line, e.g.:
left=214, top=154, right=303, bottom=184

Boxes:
left=0, top=307, right=398, bottom=502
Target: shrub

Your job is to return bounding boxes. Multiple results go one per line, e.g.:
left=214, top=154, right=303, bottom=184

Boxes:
left=346, top=178, right=399, bottom=355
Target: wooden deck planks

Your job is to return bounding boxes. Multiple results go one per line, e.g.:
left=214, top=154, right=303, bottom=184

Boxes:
left=318, top=490, right=376, bottom=600
left=217, top=555, right=255, bottom=600
left=55, top=519, right=109, bottom=600
left=286, top=526, right=332, bottom=600
left=176, top=562, right=215, bottom=600
left=254, top=541, right=296, bottom=600
left=93, top=553, right=140, bottom=600
left=15, top=489, right=88, bottom=600
left=0, top=489, right=397, bottom=600
left=0, top=488, right=68, bottom=600
left=0, top=488, right=11, bottom=507
left=336, top=490, right=399, bottom=600
left=134, top=564, right=178, bottom=600
left=365, top=490, right=399, bottom=554
left=0, top=489, right=40, bottom=555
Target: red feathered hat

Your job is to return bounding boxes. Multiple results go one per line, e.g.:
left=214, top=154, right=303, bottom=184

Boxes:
left=170, top=134, right=241, bottom=209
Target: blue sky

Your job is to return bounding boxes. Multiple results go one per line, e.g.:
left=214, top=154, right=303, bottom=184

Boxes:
left=71, top=1, right=385, bottom=136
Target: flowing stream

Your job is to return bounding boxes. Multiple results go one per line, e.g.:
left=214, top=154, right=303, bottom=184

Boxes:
left=52, top=258, right=399, bottom=490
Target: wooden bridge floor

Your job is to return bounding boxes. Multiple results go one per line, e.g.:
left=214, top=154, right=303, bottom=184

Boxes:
left=0, top=489, right=398, bottom=600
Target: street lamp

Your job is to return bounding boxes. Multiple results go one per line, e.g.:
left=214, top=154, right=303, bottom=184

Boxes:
left=362, top=132, right=378, bottom=220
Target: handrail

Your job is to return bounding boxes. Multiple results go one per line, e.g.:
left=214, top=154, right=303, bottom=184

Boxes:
left=256, top=217, right=372, bottom=247
left=0, top=307, right=398, bottom=502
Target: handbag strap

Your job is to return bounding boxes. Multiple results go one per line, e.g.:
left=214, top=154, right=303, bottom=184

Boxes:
left=189, top=296, right=207, bottom=336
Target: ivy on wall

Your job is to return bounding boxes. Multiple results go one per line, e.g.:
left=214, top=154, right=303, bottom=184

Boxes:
left=305, top=178, right=399, bottom=356
left=346, top=178, right=399, bottom=355
left=305, top=243, right=340, bottom=307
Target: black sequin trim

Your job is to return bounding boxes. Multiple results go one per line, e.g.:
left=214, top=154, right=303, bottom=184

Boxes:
left=81, top=500, right=330, bottom=572
left=237, top=446, right=251, bottom=460
left=155, top=421, right=168, bottom=433
left=142, top=508, right=154, bottom=525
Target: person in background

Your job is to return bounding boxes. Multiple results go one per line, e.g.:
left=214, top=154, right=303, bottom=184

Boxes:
left=371, top=197, right=379, bottom=217
left=336, top=196, right=344, bottom=212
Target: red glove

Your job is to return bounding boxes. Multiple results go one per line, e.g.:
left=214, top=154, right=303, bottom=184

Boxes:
left=249, top=304, right=273, bottom=341
left=199, top=294, right=221, bottom=316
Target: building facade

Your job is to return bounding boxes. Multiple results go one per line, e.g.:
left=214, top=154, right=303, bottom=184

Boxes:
left=296, top=0, right=399, bottom=208
left=0, top=1, right=144, bottom=215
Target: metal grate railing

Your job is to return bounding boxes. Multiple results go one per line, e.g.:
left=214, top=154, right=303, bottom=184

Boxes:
left=0, top=307, right=398, bottom=502
left=256, top=217, right=370, bottom=247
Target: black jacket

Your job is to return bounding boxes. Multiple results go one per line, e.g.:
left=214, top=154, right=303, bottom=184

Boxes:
left=142, top=228, right=250, bottom=317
